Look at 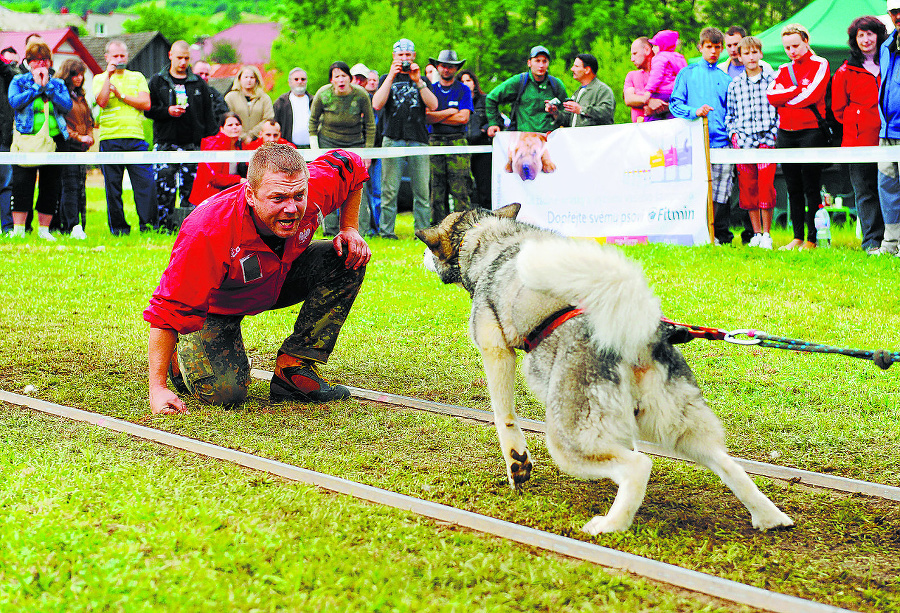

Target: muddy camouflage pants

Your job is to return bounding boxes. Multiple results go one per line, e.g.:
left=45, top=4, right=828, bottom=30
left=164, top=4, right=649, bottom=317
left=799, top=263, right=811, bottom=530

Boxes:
left=429, top=134, right=472, bottom=225
left=175, top=241, right=366, bottom=405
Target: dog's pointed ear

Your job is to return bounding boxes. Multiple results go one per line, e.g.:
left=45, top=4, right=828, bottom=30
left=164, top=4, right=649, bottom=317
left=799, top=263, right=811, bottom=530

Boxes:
left=415, top=227, right=442, bottom=250
left=493, top=203, right=521, bottom=219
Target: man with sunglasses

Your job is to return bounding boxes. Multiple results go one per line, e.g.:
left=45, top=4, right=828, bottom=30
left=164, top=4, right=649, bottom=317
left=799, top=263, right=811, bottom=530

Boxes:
left=273, top=67, right=312, bottom=148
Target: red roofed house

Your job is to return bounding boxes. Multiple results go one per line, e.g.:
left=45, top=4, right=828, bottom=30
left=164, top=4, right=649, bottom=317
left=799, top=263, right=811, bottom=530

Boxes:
left=195, top=22, right=281, bottom=66
left=0, top=28, right=103, bottom=91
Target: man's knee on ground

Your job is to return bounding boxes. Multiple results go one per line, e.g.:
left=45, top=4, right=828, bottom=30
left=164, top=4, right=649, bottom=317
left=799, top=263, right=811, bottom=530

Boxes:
left=189, top=376, right=249, bottom=406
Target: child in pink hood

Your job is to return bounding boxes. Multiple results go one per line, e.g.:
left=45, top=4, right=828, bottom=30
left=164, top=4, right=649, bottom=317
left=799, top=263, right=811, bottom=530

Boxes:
left=643, top=30, right=687, bottom=108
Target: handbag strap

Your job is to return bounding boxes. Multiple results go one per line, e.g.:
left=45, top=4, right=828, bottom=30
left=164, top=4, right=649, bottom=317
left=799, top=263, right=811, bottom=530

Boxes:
left=786, top=63, right=828, bottom=126
left=36, top=98, right=52, bottom=136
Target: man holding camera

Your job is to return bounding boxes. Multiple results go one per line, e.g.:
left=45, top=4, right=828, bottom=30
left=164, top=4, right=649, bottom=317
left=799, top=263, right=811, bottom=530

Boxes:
left=546, top=53, right=615, bottom=128
left=486, top=45, right=567, bottom=136
left=94, top=39, right=157, bottom=235
left=372, top=38, right=438, bottom=238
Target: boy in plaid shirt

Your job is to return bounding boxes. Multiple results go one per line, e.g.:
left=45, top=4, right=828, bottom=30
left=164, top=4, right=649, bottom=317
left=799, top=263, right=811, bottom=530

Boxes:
left=725, top=36, right=778, bottom=249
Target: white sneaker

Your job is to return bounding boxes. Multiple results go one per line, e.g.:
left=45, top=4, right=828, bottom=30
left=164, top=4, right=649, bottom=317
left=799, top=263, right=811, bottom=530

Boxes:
left=37, top=229, right=56, bottom=241
left=759, top=234, right=773, bottom=249
left=748, top=234, right=762, bottom=247
left=71, top=224, right=87, bottom=240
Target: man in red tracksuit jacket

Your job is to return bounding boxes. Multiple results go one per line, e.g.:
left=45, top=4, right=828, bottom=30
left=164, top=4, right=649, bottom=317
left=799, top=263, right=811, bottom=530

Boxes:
left=144, top=144, right=371, bottom=415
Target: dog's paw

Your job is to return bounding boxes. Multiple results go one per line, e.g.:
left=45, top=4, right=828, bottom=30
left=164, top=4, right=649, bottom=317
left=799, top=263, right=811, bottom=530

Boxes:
left=542, top=160, right=556, bottom=173
left=506, top=448, right=532, bottom=489
left=582, top=514, right=632, bottom=535
left=752, top=510, right=794, bottom=531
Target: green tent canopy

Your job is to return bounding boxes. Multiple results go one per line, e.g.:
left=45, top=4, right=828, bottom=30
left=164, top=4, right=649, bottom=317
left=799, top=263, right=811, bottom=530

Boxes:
left=751, top=0, right=891, bottom=71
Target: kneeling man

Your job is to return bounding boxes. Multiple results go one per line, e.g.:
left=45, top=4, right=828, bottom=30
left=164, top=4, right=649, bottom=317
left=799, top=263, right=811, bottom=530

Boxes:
left=145, top=144, right=370, bottom=414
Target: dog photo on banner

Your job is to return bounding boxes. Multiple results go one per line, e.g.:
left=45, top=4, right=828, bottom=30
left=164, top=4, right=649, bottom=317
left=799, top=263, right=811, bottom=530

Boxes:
left=491, top=119, right=711, bottom=245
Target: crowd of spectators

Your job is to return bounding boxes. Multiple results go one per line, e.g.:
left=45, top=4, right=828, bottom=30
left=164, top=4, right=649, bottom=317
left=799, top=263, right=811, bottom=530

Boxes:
left=3, top=10, right=900, bottom=253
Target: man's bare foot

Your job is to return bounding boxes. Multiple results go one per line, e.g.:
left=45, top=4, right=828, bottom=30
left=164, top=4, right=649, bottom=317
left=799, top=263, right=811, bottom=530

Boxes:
left=799, top=241, right=817, bottom=250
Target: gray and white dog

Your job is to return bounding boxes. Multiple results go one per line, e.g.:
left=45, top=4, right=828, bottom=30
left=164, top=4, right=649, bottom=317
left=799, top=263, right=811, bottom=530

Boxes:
left=416, top=204, right=793, bottom=534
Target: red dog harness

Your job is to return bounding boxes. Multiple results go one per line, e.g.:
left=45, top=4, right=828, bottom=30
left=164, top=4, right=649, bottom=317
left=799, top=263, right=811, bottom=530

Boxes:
left=521, top=306, right=584, bottom=352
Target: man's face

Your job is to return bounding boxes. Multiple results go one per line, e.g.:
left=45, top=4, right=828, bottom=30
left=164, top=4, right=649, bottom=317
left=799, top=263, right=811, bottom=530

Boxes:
left=193, top=62, right=211, bottom=81
left=630, top=40, right=651, bottom=69
left=437, top=62, right=458, bottom=83
left=699, top=40, right=723, bottom=64
left=891, top=8, right=900, bottom=30
left=782, top=33, right=809, bottom=61
left=393, top=50, right=415, bottom=68
left=352, top=74, right=367, bottom=87
left=288, top=70, right=307, bottom=90
left=528, top=54, right=549, bottom=80
left=105, top=43, right=128, bottom=68
left=724, top=33, right=743, bottom=62
left=246, top=171, right=308, bottom=238
left=169, top=46, right=190, bottom=76
left=260, top=123, right=281, bottom=142
left=570, top=58, right=588, bottom=82
left=1, top=51, right=18, bottom=64
left=366, top=71, right=378, bottom=93
left=739, top=46, right=763, bottom=71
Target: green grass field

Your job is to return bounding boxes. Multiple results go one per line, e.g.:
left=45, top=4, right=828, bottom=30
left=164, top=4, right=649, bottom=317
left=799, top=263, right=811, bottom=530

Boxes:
left=1, top=187, right=899, bottom=611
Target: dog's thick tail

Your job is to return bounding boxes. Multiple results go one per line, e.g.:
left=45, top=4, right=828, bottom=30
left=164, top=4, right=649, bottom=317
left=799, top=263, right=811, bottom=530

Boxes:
left=517, top=238, right=661, bottom=362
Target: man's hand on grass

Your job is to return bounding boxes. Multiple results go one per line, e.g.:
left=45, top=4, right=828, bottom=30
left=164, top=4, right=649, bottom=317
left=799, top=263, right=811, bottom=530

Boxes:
left=150, top=386, right=188, bottom=415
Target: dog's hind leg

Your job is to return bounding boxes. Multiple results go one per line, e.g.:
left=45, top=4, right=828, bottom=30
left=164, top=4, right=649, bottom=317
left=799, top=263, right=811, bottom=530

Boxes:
left=635, top=342, right=793, bottom=531
left=678, top=438, right=794, bottom=531
left=480, top=345, right=533, bottom=489
left=549, top=440, right=652, bottom=534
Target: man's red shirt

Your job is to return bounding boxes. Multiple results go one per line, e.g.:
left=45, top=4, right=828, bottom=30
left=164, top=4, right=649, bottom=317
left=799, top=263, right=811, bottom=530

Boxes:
left=144, top=150, right=368, bottom=334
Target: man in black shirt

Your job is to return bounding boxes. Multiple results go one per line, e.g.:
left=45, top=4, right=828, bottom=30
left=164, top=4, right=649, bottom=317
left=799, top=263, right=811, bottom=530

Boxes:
left=146, top=40, right=218, bottom=230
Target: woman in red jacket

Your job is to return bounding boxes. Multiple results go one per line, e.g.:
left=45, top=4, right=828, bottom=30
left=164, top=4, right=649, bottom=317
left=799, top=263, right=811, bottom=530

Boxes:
left=767, top=24, right=830, bottom=250
left=833, top=16, right=888, bottom=254
left=189, top=112, right=244, bottom=206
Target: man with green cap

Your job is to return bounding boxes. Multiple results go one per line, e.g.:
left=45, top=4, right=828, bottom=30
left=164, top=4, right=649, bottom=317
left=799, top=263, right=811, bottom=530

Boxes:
left=486, top=45, right=567, bottom=136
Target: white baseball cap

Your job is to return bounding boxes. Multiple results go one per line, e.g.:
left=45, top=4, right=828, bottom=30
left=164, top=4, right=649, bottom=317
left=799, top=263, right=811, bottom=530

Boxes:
left=889, top=0, right=900, bottom=11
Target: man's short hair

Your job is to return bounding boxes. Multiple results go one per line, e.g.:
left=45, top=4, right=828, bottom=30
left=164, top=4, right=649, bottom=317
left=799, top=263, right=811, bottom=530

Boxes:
left=1, top=46, right=16, bottom=56
left=248, top=143, right=307, bottom=191
left=262, top=119, right=281, bottom=130
left=105, top=39, right=127, bottom=54
left=288, top=67, right=305, bottom=78
left=781, top=23, right=810, bottom=42
left=634, top=36, right=651, bottom=48
left=737, top=36, right=762, bottom=54
left=726, top=25, right=747, bottom=38
left=575, top=53, right=598, bottom=74
left=699, top=27, right=725, bottom=46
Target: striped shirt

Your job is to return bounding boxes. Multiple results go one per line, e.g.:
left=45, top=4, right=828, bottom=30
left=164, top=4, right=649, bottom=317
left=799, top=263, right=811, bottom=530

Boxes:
left=726, top=70, right=778, bottom=148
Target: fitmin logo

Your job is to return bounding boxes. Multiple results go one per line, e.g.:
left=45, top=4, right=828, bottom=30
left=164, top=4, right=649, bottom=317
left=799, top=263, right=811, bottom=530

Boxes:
left=648, top=206, right=694, bottom=222
left=297, top=228, right=312, bottom=243
left=230, top=246, right=241, bottom=258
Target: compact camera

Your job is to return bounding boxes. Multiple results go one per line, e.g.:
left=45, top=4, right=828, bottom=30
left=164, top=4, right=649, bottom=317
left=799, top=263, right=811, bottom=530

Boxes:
left=400, top=60, right=411, bottom=72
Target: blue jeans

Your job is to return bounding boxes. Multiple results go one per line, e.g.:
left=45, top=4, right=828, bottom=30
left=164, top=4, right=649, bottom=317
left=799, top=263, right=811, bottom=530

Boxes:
left=380, top=137, right=430, bottom=235
left=367, top=157, right=382, bottom=231
left=0, top=144, right=11, bottom=233
left=100, top=138, right=157, bottom=234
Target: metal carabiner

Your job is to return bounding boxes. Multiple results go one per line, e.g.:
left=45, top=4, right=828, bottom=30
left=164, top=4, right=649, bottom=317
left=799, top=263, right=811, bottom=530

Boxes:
left=724, top=329, right=762, bottom=345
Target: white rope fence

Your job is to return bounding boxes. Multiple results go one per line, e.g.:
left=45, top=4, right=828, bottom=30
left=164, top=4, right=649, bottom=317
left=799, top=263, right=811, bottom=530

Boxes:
left=1, top=144, right=899, bottom=165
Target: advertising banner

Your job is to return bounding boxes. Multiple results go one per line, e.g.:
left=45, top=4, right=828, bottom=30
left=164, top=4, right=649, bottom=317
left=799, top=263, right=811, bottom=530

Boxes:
left=491, top=118, right=711, bottom=245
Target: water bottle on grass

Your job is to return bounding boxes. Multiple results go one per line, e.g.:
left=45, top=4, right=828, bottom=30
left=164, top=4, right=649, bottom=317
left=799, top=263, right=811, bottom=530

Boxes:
left=814, top=204, right=831, bottom=248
